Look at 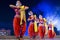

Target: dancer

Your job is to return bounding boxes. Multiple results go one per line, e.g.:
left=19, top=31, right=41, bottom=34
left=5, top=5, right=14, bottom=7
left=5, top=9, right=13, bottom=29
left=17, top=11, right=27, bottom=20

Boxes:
left=28, top=11, right=38, bottom=40
left=38, top=15, right=47, bottom=39
left=9, top=0, right=29, bottom=40
left=48, top=21, right=56, bottom=38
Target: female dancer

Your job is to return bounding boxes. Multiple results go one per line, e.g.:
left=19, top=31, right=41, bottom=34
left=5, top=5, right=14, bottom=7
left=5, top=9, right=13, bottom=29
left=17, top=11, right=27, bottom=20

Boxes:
left=38, top=15, right=47, bottom=39
left=9, top=0, right=29, bottom=40
left=48, top=21, right=56, bottom=38
left=28, top=11, right=38, bottom=40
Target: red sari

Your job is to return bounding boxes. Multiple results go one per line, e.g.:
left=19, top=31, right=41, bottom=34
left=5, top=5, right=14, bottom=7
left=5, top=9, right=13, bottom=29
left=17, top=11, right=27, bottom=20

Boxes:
left=38, top=19, right=45, bottom=38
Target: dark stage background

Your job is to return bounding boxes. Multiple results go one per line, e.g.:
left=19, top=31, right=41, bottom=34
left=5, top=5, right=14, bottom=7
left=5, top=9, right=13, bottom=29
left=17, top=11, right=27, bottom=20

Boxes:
left=0, top=0, right=60, bottom=36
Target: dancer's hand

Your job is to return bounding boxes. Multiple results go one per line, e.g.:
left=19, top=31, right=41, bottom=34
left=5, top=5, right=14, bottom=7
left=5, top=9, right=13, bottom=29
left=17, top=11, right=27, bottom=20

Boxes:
left=25, top=6, right=29, bottom=10
left=9, top=5, right=14, bottom=7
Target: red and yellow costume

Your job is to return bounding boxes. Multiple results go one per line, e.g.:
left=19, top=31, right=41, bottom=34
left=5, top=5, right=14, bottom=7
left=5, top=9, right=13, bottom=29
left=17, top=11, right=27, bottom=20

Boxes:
left=48, top=24, right=56, bottom=38
left=38, top=18, right=47, bottom=38
left=28, top=15, right=38, bottom=38
left=10, top=0, right=29, bottom=40
left=13, top=6, right=26, bottom=38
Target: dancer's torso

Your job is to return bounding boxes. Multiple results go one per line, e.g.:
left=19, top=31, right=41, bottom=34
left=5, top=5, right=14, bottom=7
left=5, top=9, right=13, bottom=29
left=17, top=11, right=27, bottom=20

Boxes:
left=14, top=8, right=20, bottom=18
left=14, top=6, right=25, bottom=18
left=48, top=24, right=52, bottom=30
left=29, top=15, right=34, bottom=23
left=39, top=19, right=44, bottom=27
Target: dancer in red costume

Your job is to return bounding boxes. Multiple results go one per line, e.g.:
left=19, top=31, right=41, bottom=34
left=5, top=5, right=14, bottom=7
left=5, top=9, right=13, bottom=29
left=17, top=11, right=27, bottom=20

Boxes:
left=38, top=15, right=47, bottom=39
left=9, top=0, right=29, bottom=40
left=28, top=11, right=38, bottom=40
left=48, top=21, right=56, bottom=38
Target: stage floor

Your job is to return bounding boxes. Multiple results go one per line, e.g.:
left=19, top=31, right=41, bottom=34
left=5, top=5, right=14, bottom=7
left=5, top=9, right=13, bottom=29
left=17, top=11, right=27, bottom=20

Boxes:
left=0, top=36, right=60, bottom=40
left=0, top=38, right=60, bottom=40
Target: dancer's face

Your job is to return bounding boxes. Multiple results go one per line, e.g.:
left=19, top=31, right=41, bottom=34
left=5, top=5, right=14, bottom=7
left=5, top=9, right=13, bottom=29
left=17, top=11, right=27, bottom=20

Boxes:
left=30, top=11, right=33, bottom=15
left=29, top=11, right=33, bottom=15
left=39, top=15, right=43, bottom=19
left=16, top=1, right=22, bottom=7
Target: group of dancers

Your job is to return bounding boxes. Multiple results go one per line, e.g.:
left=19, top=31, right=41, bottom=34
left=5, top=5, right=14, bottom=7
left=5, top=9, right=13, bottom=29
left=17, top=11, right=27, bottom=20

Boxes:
left=9, top=0, right=56, bottom=40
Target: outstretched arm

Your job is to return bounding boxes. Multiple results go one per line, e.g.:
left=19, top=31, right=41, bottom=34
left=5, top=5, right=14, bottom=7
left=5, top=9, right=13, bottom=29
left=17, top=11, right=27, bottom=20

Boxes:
left=9, top=5, right=17, bottom=8
left=25, top=6, right=29, bottom=10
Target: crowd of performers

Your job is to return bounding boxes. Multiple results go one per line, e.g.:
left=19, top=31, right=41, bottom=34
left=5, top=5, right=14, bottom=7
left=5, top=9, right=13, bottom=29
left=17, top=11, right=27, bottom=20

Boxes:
left=9, top=0, right=56, bottom=40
